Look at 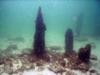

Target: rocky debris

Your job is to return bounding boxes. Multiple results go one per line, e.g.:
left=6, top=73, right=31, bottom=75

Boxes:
left=90, top=55, right=98, bottom=60
left=89, top=67, right=98, bottom=75
left=11, top=59, right=22, bottom=72
left=63, top=53, right=90, bottom=72
left=0, top=64, right=4, bottom=74
left=48, top=61, right=66, bottom=74
left=90, top=69, right=96, bottom=73
left=0, top=52, right=98, bottom=75
left=63, top=58, right=69, bottom=65
left=77, top=63, right=89, bottom=72
left=0, top=58, right=4, bottom=65
left=59, top=59, right=66, bottom=67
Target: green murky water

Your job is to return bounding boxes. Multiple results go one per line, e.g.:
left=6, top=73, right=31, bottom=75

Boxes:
left=0, top=0, right=100, bottom=62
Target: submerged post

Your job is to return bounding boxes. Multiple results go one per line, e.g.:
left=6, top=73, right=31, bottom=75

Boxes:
left=33, top=7, right=46, bottom=57
left=78, top=44, right=91, bottom=63
left=65, top=28, right=73, bottom=54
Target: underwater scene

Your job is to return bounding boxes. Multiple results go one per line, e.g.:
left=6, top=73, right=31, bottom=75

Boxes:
left=0, top=0, right=100, bottom=75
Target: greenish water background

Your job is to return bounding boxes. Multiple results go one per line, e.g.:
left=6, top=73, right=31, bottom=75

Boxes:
left=0, top=0, right=100, bottom=57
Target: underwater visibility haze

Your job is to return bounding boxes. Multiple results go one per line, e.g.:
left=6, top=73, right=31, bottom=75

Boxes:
left=0, top=0, right=100, bottom=75
left=0, top=0, right=100, bottom=54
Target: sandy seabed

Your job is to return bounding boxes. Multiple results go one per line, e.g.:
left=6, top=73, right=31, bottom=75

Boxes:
left=0, top=36, right=100, bottom=75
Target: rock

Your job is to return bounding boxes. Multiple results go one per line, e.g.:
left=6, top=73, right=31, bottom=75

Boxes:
left=4, top=65, right=13, bottom=74
left=90, top=69, right=96, bottom=73
left=0, top=64, right=4, bottom=74
left=90, top=55, right=97, bottom=60
left=59, top=60, right=66, bottom=67
left=12, top=59, right=22, bottom=72
left=90, top=69, right=98, bottom=75
left=64, top=58, right=69, bottom=64
left=48, top=62, right=65, bottom=74
left=0, top=59, right=4, bottom=65
left=78, top=63, right=89, bottom=71
left=1, top=72, right=9, bottom=75
left=3, top=58, right=13, bottom=74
